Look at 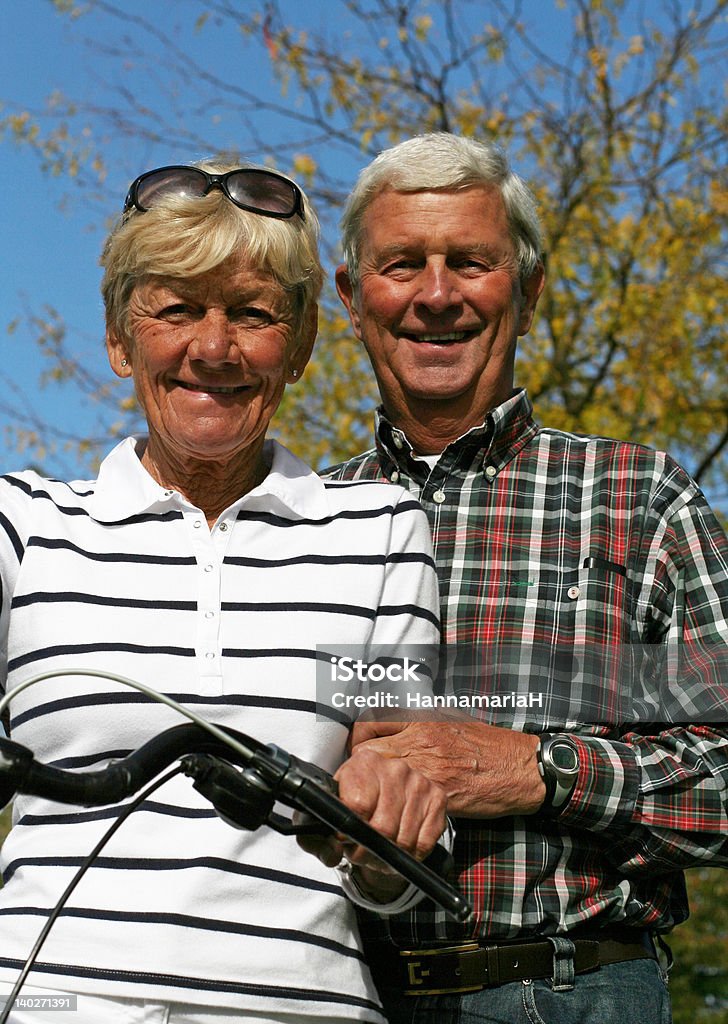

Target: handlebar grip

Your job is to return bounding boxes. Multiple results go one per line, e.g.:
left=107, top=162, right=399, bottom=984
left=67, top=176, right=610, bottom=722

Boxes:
left=0, top=726, right=261, bottom=807
left=266, top=749, right=458, bottom=888
left=0, top=739, right=35, bottom=808
left=290, top=776, right=471, bottom=923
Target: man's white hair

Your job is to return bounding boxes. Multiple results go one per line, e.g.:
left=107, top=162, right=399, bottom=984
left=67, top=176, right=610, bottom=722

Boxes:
left=341, top=133, right=544, bottom=285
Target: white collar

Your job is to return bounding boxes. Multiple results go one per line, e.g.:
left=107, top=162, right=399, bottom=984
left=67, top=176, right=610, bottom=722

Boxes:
left=88, top=436, right=331, bottom=523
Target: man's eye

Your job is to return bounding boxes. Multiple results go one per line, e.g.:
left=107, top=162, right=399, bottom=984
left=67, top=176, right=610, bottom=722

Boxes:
left=382, top=259, right=419, bottom=274
left=455, top=258, right=489, bottom=271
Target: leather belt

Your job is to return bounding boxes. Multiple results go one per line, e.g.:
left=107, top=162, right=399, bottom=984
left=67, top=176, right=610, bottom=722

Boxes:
left=369, top=927, right=656, bottom=996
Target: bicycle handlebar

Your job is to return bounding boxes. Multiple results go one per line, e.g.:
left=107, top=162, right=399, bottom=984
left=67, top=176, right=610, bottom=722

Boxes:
left=0, top=726, right=472, bottom=923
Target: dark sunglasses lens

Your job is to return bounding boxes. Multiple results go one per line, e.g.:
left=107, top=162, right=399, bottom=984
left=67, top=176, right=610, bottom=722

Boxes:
left=226, top=171, right=298, bottom=216
left=135, top=168, right=208, bottom=210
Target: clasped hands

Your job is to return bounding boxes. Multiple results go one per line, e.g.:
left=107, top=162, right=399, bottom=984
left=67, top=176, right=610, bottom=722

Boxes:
left=298, top=713, right=544, bottom=901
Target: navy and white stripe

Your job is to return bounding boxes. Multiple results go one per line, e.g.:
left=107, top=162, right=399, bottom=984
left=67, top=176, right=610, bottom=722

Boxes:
left=0, top=437, right=439, bottom=1020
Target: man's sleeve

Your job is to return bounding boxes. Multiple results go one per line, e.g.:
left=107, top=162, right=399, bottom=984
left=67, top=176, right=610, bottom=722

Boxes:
left=556, top=488, right=728, bottom=872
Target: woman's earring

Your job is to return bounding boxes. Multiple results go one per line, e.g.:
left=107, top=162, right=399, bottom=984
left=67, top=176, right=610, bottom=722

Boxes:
left=291, top=369, right=298, bottom=378
left=121, top=359, right=128, bottom=367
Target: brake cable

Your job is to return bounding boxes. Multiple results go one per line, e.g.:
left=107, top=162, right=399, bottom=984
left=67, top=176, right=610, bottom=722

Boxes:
left=0, top=766, right=182, bottom=1024
left=0, top=667, right=472, bottom=1010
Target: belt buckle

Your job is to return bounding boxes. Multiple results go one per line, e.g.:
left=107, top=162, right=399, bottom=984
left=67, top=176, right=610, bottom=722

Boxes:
left=399, top=942, right=483, bottom=996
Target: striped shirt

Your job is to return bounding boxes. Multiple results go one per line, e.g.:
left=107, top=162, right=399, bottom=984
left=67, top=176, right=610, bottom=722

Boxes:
left=325, top=389, right=728, bottom=945
left=0, top=436, right=439, bottom=1019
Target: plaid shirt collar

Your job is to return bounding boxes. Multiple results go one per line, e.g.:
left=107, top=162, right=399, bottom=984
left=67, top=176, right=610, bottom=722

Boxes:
left=373, top=388, right=540, bottom=481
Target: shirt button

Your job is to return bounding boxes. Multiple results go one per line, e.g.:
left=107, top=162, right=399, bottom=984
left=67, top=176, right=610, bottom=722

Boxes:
left=567, top=586, right=581, bottom=600
left=205, top=652, right=216, bottom=660
left=193, top=520, right=202, bottom=529
left=393, top=436, right=404, bottom=450
left=164, top=489, right=174, bottom=497
left=391, top=471, right=400, bottom=483
left=432, top=490, right=446, bottom=504
left=205, top=611, right=215, bottom=619
left=484, top=465, right=497, bottom=479
left=204, top=564, right=214, bottom=573
left=219, top=522, right=229, bottom=532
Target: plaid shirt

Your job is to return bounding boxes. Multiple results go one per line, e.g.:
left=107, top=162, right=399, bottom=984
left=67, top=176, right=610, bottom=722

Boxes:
left=325, top=389, right=728, bottom=943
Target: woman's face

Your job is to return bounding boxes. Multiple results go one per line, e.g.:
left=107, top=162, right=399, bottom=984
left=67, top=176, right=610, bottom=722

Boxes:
left=107, top=255, right=315, bottom=471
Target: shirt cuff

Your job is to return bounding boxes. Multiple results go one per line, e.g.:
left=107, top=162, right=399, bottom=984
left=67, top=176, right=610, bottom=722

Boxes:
left=557, top=736, right=642, bottom=831
left=336, top=818, right=456, bottom=915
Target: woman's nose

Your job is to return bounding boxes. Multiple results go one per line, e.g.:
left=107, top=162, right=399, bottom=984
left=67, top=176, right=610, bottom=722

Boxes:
left=187, top=312, right=239, bottom=363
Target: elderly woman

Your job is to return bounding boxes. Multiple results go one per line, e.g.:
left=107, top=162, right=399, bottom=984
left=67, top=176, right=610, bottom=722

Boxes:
left=0, top=162, right=445, bottom=1024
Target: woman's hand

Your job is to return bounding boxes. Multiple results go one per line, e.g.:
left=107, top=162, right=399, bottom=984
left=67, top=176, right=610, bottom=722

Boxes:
left=297, top=745, right=447, bottom=901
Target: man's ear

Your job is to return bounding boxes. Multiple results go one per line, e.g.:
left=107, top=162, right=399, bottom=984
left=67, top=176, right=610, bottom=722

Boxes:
left=518, top=261, right=546, bottom=336
left=335, top=264, right=362, bottom=338
left=106, top=326, right=133, bottom=378
left=287, top=302, right=318, bottom=383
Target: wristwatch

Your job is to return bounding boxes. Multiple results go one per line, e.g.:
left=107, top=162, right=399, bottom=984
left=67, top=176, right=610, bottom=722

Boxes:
left=536, top=734, right=580, bottom=813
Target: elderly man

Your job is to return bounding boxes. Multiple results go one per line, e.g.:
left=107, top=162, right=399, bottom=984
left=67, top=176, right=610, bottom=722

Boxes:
left=326, top=133, right=728, bottom=1024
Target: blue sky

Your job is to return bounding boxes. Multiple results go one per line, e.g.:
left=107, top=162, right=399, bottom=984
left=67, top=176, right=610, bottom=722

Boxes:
left=2, top=0, right=592, bottom=478
left=1, top=1, right=303, bottom=476
left=2, top=1, right=725, bottom=514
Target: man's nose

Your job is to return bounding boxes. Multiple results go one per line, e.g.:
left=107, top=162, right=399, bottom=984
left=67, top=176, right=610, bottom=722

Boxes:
left=414, top=262, right=462, bottom=313
left=187, top=312, right=238, bottom=363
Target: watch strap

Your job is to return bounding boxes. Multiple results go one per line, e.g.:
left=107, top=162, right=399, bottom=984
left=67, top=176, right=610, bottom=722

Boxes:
left=536, top=734, right=579, bottom=814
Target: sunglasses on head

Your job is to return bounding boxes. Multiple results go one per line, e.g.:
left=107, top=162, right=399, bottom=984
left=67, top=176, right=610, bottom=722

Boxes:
left=123, top=164, right=305, bottom=221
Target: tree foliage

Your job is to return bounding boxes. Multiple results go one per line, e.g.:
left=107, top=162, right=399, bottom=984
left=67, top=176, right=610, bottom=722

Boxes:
left=2, top=2, right=728, bottom=1013
left=1, top=0, right=727, bottom=507
left=671, top=869, right=728, bottom=1023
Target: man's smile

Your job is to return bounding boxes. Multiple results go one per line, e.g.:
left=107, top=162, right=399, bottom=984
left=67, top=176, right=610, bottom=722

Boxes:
left=401, top=330, right=472, bottom=344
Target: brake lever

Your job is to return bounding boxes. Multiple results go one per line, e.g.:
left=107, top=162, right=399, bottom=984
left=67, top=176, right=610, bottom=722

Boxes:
left=261, top=744, right=459, bottom=886
left=182, top=746, right=471, bottom=922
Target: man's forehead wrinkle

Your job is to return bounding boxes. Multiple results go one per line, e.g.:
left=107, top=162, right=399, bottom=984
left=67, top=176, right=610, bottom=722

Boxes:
left=364, top=240, right=510, bottom=261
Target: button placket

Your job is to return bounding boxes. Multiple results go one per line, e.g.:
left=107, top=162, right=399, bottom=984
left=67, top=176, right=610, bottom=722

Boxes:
left=185, top=513, right=223, bottom=681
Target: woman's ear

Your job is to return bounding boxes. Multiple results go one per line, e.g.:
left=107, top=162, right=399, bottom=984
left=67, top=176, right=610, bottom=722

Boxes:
left=106, top=326, right=133, bottom=378
left=287, top=302, right=318, bottom=383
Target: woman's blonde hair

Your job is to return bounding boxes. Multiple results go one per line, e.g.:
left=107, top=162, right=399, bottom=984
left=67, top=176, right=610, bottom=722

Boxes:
left=101, top=158, right=323, bottom=341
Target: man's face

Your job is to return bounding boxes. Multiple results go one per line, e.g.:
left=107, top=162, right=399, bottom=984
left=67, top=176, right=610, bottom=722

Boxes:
left=336, top=186, right=544, bottom=438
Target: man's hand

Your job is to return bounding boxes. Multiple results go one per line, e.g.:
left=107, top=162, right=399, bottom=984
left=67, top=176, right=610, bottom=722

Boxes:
left=297, top=745, right=447, bottom=902
left=351, top=715, right=545, bottom=818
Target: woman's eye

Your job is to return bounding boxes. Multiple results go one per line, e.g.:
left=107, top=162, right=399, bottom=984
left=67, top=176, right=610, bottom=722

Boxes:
left=158, top=303, right=195, bottom=319
left=233, top=307, right=273, bottom=325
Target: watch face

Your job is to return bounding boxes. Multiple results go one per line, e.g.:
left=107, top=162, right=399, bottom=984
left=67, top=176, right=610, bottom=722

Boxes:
left=551, top=741, right=579, bottom=772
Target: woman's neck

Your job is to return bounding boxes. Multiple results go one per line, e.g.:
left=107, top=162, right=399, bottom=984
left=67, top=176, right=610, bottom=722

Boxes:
left=139, top=437, right=269, bottom=527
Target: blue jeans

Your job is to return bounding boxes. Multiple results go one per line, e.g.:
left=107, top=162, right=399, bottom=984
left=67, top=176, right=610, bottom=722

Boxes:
left=377, top=958, right=672, bottom=1024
